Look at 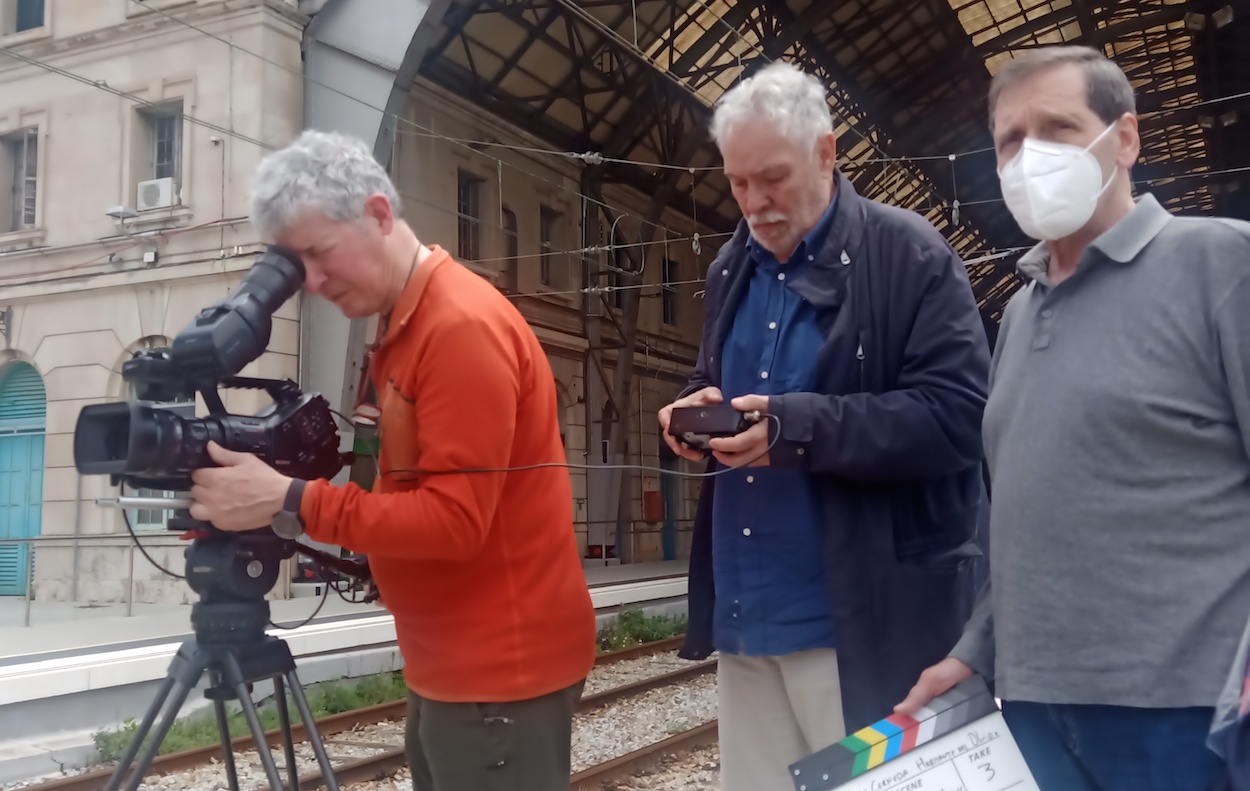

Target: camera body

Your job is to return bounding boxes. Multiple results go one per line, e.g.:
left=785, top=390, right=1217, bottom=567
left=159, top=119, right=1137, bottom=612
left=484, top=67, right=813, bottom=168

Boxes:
left=73, top=376, right=343, bottom=494
left=70, top=245, right=356, bottom=604
left=72, top=245, right=346, bottom=497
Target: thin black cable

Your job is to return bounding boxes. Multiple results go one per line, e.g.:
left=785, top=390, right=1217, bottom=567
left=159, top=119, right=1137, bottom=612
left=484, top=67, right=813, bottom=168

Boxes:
left=268, top=579, right=331, bottom=631
left=117, top=486, right=186, bottom=579
left=328, top=410, right=782, bottom=480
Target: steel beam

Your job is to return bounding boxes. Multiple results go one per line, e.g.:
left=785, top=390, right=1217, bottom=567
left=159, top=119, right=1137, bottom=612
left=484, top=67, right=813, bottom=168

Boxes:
left=300, top=0, right=452, bottom=433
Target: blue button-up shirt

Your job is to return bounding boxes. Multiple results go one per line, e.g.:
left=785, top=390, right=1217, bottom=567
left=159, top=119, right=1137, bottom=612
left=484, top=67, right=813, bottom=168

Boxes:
left=711, top=193, right=839, bottom=657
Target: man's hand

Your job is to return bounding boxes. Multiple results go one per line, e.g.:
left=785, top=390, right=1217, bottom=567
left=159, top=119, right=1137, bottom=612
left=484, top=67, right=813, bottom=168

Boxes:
left=894, top=658, right=975, bottom=716
left=708, top=394, right=770, bottom=468
left=658, top=386, right=723, bottom=462
left=189, top=441, right=292, bottom=532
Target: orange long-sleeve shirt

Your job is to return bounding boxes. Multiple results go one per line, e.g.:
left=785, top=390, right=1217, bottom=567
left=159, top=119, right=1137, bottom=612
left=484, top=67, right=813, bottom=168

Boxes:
left=300, top=246, right=596, bottom=703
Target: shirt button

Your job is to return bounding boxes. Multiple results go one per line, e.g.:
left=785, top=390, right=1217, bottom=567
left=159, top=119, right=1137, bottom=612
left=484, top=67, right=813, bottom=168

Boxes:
left=746, top=475, right=755, bottom=483
left=743, top=528, right=751, bottom=536
left=760, top=371, right=768, bottom=379
left=797, top=448, right=805, bottom=455
left=808, top=255, right=814, bottom=261
left=1041, top=309, right=1053, bottom=318
left=777, top=272, right=786, bottom=281
left=722, top=269, right=729, bottom=276
left=768, top=321, right=777, bottom=330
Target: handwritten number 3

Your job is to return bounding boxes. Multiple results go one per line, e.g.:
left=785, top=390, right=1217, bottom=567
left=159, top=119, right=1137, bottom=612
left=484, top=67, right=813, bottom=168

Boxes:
left=979, top=763, right=996, bottom=782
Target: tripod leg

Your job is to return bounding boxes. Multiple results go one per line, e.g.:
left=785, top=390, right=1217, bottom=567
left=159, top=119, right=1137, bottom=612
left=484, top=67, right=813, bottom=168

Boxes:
left=103, top=674, right=177, bottom=791
left=222, top=656, right=286, bottom=791
left=109, top=671, right=204, bottom=791
left=286, top=670, right=340, bottom=791
left=212, top=692, right=241, bottom=791
left=273, top=677, right=301, bottom=791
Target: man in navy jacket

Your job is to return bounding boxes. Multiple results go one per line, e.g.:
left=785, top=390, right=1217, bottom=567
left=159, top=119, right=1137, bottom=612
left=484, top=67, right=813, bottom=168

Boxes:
left=658, top=61, right=990, bottom=790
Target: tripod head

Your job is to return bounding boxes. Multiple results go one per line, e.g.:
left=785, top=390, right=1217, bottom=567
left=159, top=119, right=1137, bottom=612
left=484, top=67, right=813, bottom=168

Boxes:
left=86, top=498, right=377, bottom=646
left=174, top=523, right=374, bottom=646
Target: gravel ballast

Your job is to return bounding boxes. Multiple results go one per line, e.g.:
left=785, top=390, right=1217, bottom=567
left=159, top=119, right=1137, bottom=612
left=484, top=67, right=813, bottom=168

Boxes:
left=2, top=649, right=722, bottom=791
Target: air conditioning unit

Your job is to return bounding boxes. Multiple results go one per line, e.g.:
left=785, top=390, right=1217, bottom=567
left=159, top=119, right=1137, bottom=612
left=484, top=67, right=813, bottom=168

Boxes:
left=137, top=177, right=176, bottom=211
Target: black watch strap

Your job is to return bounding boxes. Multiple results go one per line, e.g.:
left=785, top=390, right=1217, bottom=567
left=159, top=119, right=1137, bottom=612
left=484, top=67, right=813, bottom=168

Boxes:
left=283, top=479, right=307, bottom=516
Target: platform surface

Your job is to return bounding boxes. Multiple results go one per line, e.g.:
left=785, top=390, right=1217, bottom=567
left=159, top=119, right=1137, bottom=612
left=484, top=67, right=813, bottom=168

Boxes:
left=0, top=559, right=688, bottom=665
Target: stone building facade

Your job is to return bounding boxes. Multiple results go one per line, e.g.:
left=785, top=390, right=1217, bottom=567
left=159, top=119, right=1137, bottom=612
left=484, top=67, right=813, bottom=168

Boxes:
left=0, top=0, right=711, bottom=603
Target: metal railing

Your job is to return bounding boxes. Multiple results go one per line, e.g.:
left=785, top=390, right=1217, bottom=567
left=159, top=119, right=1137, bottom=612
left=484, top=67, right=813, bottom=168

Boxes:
left=0, top=532, right=190, bottom=626
left=0, top=520, right=696, bottom=628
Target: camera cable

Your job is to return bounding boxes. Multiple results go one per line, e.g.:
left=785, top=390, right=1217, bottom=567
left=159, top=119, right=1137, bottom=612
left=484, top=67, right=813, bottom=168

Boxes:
left=109, top=411, right=784, bottom=627
left=329, top=409, right=784, bottom=480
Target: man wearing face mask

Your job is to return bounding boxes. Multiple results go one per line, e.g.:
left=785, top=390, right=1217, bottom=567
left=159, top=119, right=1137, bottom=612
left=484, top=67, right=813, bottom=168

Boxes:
left=896, top=45, right=1250, bottom=790
left=657, top=62, right=991, bottom=790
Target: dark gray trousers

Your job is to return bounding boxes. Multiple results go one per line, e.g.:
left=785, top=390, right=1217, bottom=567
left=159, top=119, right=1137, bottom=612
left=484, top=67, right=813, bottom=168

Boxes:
left=404, top=678, right=585, bottom=791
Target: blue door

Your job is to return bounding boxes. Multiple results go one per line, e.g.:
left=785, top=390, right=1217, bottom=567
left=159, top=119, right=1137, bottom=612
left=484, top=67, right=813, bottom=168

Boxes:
left=0, top=363, right=46, bottom=597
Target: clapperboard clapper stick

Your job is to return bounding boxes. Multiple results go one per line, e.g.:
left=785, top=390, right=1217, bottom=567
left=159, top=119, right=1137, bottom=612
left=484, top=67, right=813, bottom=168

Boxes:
left=788, top=676, right=1041, bottom=791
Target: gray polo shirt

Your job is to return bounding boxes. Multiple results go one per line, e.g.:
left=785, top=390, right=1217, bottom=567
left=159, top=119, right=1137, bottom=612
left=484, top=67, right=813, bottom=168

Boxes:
left=950, top=193, right=1250, bottom=708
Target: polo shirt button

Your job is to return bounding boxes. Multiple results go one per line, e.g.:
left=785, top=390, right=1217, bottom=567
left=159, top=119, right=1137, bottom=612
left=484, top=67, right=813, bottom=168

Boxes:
left=746, top=475, right=754, bottom=483
left=1041, top=309, right=1053, bottom=318
left=761, top=371, right=768, bottom=379
left=722, top=269, right=729, bottom=276
left=797, top=448, right=805, bottom=455
left=743, top=528, right=751, bottom=536
left=778, top=272, right=786, bottom=281
left=768, top=321, right=777, bottom=330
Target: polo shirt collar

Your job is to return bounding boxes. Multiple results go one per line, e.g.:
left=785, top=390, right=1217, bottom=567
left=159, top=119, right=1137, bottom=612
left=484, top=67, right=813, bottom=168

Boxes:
left=376, top=244, right=450, bottom=349
left=1017, top=192, right=1172, bottom=285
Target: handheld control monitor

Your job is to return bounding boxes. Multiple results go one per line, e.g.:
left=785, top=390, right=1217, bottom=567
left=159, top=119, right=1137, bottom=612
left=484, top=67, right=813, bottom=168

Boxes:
left=667, top=404, right=762, bottom=450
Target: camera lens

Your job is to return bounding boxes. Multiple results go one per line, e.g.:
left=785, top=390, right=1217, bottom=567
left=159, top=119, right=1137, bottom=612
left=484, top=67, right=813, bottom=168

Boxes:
left=125, top=405, right=185, bottom=476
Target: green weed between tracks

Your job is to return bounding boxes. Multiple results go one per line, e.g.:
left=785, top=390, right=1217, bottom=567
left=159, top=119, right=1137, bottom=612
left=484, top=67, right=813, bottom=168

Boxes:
left=92, top=608, right=687, bottom=762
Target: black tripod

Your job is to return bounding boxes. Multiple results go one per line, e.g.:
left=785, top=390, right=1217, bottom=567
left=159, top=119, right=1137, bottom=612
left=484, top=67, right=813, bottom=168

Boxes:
left=104, top=534, right=350, bottom=791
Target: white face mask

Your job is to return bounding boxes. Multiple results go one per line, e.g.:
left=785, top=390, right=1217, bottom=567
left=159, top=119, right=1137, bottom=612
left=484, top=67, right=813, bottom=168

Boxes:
left=998, top=122, right=1118, bottom=241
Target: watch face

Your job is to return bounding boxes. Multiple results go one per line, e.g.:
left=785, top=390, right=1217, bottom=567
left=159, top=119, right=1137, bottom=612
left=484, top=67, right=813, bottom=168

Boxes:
left=272, top=513, right=302, bottom=539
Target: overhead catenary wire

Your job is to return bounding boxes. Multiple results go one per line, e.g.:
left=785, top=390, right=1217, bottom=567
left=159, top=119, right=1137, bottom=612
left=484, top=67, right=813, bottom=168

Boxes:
left=115, top=0, right=711, bottom=240
left=31, top=2, right=1248, bottom=205
left=57, top=2, right=1250, bottom=210
left=0, top=13, right=699, bottom=256
left=125, top=0, right=1013, bottom=189
left=2, top=2, right=1236, bottom=292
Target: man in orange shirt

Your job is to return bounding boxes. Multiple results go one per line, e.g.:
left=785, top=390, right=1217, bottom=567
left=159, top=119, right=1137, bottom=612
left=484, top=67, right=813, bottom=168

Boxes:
left=186, top=130, right=596, bottom=791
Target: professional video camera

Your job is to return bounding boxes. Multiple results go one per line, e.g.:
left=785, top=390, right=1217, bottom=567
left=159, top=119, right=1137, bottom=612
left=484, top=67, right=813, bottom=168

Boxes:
left=70, top=245, right=366, bottom=791
left=73, top=245, right=345, bottom=495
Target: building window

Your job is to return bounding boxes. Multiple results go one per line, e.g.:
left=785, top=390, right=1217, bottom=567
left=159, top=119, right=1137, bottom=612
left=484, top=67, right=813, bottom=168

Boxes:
left=540, top=205, right=560, bottom=286
left=11, top=0, right=42, bottom=33
left=135, top=102, right=183, bottom=210
left=457, top=170, right=482, bottom=261
left=152, top=113, right=180, bottom=181
left=2, top=127, right=36, bottom=232
left=501, top=207, right=518, bottom=291
left=662, top=257, right=679, bottom=325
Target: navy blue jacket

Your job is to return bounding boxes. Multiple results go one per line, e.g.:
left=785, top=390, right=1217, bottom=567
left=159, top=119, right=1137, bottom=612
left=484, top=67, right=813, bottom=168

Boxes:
left=677, top=171, right=992, bottom=733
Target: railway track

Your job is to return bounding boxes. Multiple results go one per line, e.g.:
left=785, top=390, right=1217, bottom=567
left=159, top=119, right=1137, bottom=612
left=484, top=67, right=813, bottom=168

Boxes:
left=25, top=635, right=717, bottom=791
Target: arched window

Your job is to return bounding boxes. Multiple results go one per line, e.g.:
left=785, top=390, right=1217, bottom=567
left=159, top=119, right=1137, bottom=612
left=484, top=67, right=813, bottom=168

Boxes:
left=0, top=361, right=45, bottom=596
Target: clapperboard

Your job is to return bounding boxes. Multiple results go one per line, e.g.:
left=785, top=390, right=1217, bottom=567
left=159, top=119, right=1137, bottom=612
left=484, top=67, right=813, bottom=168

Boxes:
left=789, top=677, right=1040, bottom=791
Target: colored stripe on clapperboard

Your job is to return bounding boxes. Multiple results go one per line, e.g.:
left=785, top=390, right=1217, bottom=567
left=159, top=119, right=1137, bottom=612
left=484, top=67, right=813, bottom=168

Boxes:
left=788, top=677, right=999, bottom=791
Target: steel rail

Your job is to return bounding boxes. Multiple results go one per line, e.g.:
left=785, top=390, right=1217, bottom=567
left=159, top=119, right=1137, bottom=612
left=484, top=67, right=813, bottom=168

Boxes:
left=25, top=635, right=698, bottom=791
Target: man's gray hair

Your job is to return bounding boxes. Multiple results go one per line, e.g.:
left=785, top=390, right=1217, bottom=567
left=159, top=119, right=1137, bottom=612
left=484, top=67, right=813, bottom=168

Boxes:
left=988, top=45, right=1136, bottom=130
left=249, top=130, right=402, bottom=241
left=710, top=61, right=833, bottom=151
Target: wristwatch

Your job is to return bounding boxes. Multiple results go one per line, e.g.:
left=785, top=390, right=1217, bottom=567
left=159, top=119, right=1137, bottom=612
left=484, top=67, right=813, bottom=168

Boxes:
left=272, top=479, right=307, bottom=539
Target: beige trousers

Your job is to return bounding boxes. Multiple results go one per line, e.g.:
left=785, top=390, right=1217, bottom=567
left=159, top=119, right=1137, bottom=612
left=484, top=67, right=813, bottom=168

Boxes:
left=717, top=648, right=846, bottom=791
